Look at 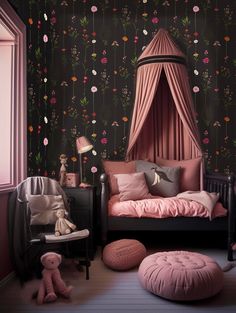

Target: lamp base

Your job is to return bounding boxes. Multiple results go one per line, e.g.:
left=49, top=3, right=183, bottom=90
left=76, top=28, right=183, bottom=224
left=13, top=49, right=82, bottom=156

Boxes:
left=79, top=182, right=91, bottom=188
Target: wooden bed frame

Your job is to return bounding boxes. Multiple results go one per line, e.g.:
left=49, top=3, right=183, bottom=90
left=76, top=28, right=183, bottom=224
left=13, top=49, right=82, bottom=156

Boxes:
left=100, top=172, right=235, bottom=261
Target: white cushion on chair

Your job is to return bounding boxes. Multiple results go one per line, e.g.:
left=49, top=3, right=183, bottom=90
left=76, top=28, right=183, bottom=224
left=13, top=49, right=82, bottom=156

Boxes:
left=27, top=194, right=65, bottom=225
left=44, top=229, right=89, bottom=243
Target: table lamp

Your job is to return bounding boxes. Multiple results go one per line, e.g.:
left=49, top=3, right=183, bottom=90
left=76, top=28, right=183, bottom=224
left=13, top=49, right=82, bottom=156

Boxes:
left=76, top=136, right=93, bottom=187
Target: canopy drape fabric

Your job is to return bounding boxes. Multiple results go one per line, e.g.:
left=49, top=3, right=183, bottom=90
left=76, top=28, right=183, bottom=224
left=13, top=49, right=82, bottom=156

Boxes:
left=126, top=29, right=203, bottom=185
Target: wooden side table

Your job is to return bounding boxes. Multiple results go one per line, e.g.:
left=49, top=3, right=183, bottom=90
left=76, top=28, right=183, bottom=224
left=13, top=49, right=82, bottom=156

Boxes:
left=63, top=186, right=96, bottom=260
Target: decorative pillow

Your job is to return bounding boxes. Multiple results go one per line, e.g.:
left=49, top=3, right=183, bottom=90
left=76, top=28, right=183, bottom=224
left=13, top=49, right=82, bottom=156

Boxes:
left=155, top=156, right=202, bottom=192
left=136, top=160, right=180, bottom=197
left=102, top=160, right=136, bottom=195
left=114, top=172, right=151, bottom=201
left=27, top=194, right=65, bottom=225
left=211, top=202, right=227, bottom=219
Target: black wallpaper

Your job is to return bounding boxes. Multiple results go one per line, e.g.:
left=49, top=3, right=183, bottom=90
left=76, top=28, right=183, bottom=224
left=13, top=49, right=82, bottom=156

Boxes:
left=8, top=0, right=236, bottom=185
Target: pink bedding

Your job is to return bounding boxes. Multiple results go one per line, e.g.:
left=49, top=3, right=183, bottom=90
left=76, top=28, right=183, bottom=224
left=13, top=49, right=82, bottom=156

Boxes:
left=108, top=195, right=227, bottom=220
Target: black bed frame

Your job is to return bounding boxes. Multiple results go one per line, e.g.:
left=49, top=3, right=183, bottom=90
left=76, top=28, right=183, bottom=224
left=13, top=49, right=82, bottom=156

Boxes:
left=100, top=172, right=235, bottom=261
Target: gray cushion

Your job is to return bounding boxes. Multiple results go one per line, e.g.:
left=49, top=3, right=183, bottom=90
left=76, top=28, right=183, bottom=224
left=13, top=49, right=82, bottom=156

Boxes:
left=135, top=160, right=180, bottom=197
left=27, top=194, right=65, bottom=225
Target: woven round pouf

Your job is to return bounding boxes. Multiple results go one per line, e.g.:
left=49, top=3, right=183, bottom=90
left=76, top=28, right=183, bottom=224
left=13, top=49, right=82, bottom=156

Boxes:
left=138, top=251, right=223, bottom=301
left=102, top=239, right=146, bottom=271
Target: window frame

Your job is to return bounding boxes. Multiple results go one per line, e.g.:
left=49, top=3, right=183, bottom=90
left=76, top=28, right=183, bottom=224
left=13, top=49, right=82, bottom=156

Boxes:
left=0, top=0, right=27, bottom=192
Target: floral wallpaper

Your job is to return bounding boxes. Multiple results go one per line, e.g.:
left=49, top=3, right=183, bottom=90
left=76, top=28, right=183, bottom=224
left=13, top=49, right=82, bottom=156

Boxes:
left=9, top=0, right=236, bottom=184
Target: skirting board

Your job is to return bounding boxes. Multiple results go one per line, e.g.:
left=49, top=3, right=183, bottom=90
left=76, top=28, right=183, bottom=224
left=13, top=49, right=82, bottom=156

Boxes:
left=0, top=272, right=15, bottom=288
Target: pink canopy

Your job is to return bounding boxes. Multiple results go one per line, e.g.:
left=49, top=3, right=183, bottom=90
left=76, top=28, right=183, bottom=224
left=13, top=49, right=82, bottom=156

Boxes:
left=126, top=28, right=203, bottom=165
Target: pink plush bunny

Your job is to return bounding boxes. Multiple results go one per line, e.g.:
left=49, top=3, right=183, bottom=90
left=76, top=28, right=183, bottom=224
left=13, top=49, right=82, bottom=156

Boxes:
left=37, top=252, right=73, bottom=304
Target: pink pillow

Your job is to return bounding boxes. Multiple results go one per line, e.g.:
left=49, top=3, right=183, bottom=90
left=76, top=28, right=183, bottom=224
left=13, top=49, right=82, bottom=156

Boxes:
left=102, top=160, right=136, bottom=195
left=155, top=156, right=202, bottom=192
left=114, top=172, right=151, bottom=201
left=212, top=202, right=227, bottom=218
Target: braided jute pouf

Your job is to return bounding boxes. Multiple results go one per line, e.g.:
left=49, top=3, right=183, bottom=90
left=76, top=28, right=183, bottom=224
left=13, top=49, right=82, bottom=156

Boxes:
left=103, top=239, right=147, bottom=271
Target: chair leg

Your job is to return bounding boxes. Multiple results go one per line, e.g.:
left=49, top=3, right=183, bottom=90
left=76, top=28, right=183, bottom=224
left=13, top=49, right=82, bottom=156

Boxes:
left=76, top=237, right=90, bottom=279
left=85, top=237, right=89, bottom=280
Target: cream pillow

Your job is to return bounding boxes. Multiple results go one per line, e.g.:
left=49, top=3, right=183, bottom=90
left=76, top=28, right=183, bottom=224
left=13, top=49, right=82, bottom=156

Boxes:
left=114, top=172, right=151, bottom=201
left=27, top=194, right=65, bottom=225
left=102, top=160, right=136, bottom=195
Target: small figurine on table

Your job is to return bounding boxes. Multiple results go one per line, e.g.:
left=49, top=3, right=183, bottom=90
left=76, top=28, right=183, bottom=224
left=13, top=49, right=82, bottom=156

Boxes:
left=59, top=154, right=68, bottom=187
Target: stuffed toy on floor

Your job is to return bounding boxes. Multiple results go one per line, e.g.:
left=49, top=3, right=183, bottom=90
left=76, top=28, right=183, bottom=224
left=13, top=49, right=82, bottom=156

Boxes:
left=36, top=252, right=73, bottom=304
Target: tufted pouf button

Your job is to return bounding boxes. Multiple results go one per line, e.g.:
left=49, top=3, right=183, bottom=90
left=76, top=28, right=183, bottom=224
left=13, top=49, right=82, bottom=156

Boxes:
left=138, top=251, right=224, bottom=301
left=102, top=239, right=147, bottom=271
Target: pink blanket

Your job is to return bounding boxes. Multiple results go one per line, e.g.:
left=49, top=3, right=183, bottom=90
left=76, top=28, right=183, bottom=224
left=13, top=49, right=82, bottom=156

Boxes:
left=108, top=195, right=227, bottom=220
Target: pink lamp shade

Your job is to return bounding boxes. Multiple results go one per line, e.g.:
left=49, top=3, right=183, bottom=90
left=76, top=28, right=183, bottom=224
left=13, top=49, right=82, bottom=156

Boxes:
left=76, top=136, right=93, bottom=154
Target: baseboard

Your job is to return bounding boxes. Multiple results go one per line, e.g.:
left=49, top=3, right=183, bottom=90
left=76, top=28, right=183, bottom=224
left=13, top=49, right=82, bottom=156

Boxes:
left=0, top=271, right=15, bottom=288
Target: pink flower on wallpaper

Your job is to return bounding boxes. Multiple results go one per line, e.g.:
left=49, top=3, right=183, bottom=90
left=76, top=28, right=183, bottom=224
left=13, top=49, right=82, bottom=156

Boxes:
left=101, top=138, right=108, bottom=144
left=134, top=35, right=138, bottom=44
left=193, top=6, right=199, bottom=13
left=203, top=138, right=209, bottom=144
left=91, top=86, right=98, bottom=93
left=101, top=57, right=108, bottom=64
left=50, top=17, right=56, bottom=25
left=43, top=34, right=48, bottom=43
left=50, top=97, right=57, bottom=104
left=193, top=86, right=200, bottom=93
left=37, top=20, right=41, bottom=30
left=91, top=166, right=98, bottom=173
left=151, top=17, right=159, bottom=24
left=203, top=57, right=210, bottom=64
left=43, top=138, right=48, bottom=146
left=91, top=6, right=97, bottom=13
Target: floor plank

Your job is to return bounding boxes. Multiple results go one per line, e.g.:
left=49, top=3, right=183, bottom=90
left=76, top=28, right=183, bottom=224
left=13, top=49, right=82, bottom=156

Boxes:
left=0, top=244, right=236, bottom=313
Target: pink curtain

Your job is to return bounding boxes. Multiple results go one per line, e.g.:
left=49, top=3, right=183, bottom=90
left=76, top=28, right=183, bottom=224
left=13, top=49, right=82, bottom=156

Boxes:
left=164, top=63, right=202, bottom=157
left=126, top=64, right=202, bottom=160
left=127, top=64, right=163, bottom=153
left=126, top=29, right=203, bottom=187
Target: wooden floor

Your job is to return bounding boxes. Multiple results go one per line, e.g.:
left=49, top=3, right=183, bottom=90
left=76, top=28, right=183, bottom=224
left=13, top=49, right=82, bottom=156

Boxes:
left=0, top=234, right=236, bottom=313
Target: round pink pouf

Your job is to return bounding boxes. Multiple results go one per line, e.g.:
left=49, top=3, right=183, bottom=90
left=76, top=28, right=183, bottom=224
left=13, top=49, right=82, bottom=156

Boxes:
left=138, top=251, right=223, bottom=301
left=102, top=239, right=147, bottom=271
